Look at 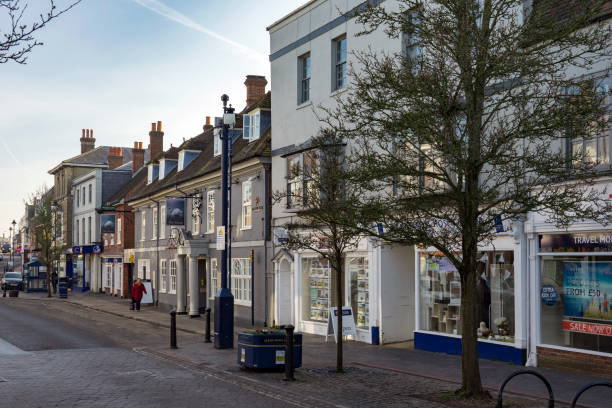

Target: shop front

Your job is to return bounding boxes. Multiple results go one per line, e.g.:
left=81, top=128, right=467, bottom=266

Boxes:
left=535, top=232, right=612, bottom=372
left=101, top=256, right=123, bottom=296
left=70, top=245, right=103, bottom=292
left=414, top=234, right=526, bottom=364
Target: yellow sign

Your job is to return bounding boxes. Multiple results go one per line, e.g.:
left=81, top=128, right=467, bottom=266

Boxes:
left=129, top=254, right=135, bottom=263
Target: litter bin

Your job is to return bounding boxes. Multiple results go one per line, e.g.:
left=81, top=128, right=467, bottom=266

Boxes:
left=237, top=330, right=302, bottom=370
left=58, top=277, right=68, bottom=299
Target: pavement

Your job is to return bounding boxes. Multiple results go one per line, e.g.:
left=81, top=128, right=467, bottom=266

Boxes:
left=17, top=290, right=612, bottom=407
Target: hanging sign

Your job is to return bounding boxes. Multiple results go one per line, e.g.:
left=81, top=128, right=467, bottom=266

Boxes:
left=166, top=199, right=185, bottom=226
left=216, top=226, right=225, bottom=250
left=326, top=306, right=356, bottom=342
left=100, top=214, right=116, bottom=234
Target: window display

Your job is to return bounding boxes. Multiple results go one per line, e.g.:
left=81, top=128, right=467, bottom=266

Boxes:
left=540, top=256, right=612, bottom=353
left=302, top=257, right=337, bottom=322
left=419, top=251, right=515, bottom=342
left=348, top=257, right=369, bottom=328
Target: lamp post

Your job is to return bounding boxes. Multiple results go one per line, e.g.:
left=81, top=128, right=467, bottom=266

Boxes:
left=10, top=219, right=16, bottom=268
left=214, top=94, right=235, bottom=349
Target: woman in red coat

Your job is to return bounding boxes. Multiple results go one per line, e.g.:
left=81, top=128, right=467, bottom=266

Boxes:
left=131, top=279, right=147, bottom=311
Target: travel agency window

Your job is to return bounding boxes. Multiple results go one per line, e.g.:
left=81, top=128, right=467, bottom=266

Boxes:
left=419, top=251, right=515, bottom=342
left=539, top=233, right=612, bottom=353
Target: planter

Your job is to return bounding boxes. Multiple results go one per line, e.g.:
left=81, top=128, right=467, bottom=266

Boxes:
left=237, top=330, right=302, bottom=370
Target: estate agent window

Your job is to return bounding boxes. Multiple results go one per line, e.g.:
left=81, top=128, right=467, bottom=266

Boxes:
left=298, top=53, right=311, bottom=104
left=231, top=258, right=251, bottom=304
left=242, top=181, right=252, bottom=229
left=206, top=191, right=215, bottom=233
left=419, top=251, right=515, bottom=342
left=333, top=35, right=347, bottom=91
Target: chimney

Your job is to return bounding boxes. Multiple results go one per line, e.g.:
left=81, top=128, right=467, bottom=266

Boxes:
left=80, top=128, right=96, bottom=154
left=244, top=75, right=267, bottom=107
left=203, top=116, right=213, bottom=131
left=149, top=120, right=164, bottom=161
left=108, top=147, right=123, bottom=170
left=132, top=141, right=145, bottom=176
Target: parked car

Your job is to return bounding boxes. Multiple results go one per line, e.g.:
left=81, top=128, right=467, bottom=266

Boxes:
left=1, top=244, right=10, bottom=253
left=2, top=272, right=23, bottom=291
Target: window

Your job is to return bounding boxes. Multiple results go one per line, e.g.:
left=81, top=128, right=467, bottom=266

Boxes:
left=231, top=258, right=252, bottom=304
left=152, top=207, right=158, bottom=239
left=298, top=53, right=311, bottom=104
left=243, top=112, right=261, bottom=141
left=88, top=184, right=92, bottom=203
left=82, top=187, right=86, bottom=205
left=169, top=260, right=177, bottom=294
left=141, top=211, right=146, bottom=241
left=286, top=151, right=318, bottom=209
left=106, top=264, right=112, bottom=288
left=88, top=216, right=91, bottom=244
left=333, top=36, right=347, bottom=91
left=160, top=260, right=168, bottom=293
left=76, top=189, right=79, bottom=207
left=192, top=196, right=201, bottom=235
left=210, top=258, right=219, bottom=299
left=348, top=257, right=369, bottom=328
left=241, top=181, right=252, bottom=229
left=206, top=191, right=215, bottom=233
left=75, top=219, right=79, bottom=245
left=214, top=128, right=221, bottom=156
left=82, top=218, right=85, bottom=245
left=302, top=258, right=334, bottom=322
left=160, top=205, right=166, bottom=238
left=117, top=217, right=122, bottom=245
left=137, top=259, right=149, bottom=280
left=401, top=11, right=422, bottom=72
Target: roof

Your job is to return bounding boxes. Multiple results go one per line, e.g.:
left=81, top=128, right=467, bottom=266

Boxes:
left=107, top=165, right=148, bottom=205
left=532, top=0, right=612, bottom=25
left=266, top=0, right=318, bottom=31
left=241, top=91, right=271, bottom=114
left=48, top=146, right=150, bottom=174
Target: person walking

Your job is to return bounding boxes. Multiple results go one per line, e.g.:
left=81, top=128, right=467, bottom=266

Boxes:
left=51, top=271, right=58, bottom=294
left=131, top=278, right=147, bottom=311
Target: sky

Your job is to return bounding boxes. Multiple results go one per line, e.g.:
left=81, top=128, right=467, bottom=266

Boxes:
left=0, top=0, right=305, bottom=239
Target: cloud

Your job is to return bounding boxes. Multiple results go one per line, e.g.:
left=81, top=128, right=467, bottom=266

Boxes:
left=129, top=0, right=268, bottom=64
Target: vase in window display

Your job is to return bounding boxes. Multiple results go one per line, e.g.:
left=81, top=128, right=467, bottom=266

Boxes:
left=494, top=316, right=510, bottom=335
left=477, top=321, right=490, bottom=338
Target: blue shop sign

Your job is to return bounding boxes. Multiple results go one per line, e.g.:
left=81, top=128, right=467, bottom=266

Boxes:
left=72, top=246, right=82, bottom=254
left=541, top=285, right=558, bottom=306
left=539, top=233, right=612, bottom=253
left=92, top=245, right=103, bottom=254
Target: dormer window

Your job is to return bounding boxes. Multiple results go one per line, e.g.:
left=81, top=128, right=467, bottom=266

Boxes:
left=147, top=164, right=159, bottom=184
left=159, top=159, right=177, bottom=180
left=214, top=128, right=222, bottom=156
left=178, top=150, right=200, bottom=171
left=243, top=112, right=260, bottom=141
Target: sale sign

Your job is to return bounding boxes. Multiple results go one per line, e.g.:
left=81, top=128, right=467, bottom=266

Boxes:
left=563, top=320, right=612, bottom=337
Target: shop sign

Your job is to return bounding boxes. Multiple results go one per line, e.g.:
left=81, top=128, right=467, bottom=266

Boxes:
left=326, top=307, right=356, bottom=342
left=101, top=214, right=116, bottom=234
left=540, top=233, right=612, bottom=252
left=540, top=285, right=558, bottom=306
left=563, top=320, right=612, bottom=336
left=563, top=262, right=612, bottom=321
left=72, top=246, right=82, bottom=254
left=92, top=245, right=103, bottom=254
left=166, top=199, right=185, bottom=226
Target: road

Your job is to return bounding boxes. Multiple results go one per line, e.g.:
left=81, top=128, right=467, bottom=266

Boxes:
left=0, top=298, right=294, bottom=408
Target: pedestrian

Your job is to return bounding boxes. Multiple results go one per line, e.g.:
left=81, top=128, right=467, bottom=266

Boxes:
left=131, top=278, right=147, bottom=312
left=51, top=270, right=58, bottom=294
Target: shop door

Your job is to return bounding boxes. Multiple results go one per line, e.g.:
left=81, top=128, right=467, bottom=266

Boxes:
left=198, top=259, right=207, bottom=308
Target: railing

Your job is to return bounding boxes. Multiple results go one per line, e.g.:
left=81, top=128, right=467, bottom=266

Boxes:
left=570, top=382, right=612, bottom=408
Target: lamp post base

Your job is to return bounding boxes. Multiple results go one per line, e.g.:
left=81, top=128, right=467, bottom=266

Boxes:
left=214, top=288, right=234, bottom=349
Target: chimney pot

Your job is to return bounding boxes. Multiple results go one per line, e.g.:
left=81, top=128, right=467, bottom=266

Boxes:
left=134, top=141, right=138, bottom=149
left=90, top=129, right=93, bottom=138
left=86, top=129, right=90, bottom=138
left=151, top=122, right=156, bottom=132
left=157, top=121, right=162, bottom=132
left=82, top=129, right=85, bottom=138
left=206, top=116, right=210, bottom=125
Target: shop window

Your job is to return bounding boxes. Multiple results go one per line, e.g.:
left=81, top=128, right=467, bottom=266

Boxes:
left=231, top=258, right=252, bottom=304
left=419, top=251, right=515, bottom=342
left=160, top=260, right=168, bottom=293
left=169, top=260, right=177, bottom=294
left=348, top=257, right=369, bottom=328
left=302, top=257, right=338, bottom=322
left=210, top=258, right=219, bottom=299
left=540, top=256, right=612, bottom=353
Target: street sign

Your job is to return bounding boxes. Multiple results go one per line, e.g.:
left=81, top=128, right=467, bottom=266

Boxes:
left=216, top=226, right=225, bottom=250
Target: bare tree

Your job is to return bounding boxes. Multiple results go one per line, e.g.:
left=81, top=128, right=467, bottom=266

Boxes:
left=1, top=0, right=82, bottom=64
left=324, top=0, right=612, bottom=397
left=274, top=132, right=362, bottom=373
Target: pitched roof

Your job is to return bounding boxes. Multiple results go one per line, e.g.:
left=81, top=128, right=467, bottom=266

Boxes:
left=107, top=166, right=148, bottom=205
left=49, top=146, right=150, bottom=174
left=241, top=91, right=271, bottom=114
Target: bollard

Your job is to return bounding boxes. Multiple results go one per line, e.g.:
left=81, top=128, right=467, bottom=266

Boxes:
left=205, top=308, right=212, bottom=343
left=170, top=309, right=177, bottom=349
left=283, top=324, right=295, bottom=381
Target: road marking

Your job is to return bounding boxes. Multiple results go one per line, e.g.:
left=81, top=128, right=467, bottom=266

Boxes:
left=0, top=337, right=29, bottom=355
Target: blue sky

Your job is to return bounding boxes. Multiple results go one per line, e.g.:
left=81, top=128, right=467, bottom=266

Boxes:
left=0, top=0, right=305, bottom=239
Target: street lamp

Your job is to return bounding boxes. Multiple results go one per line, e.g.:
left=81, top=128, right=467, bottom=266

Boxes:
left=214, top=94, right=235, bottom=349
left=10, top=219, right=16, bottom=268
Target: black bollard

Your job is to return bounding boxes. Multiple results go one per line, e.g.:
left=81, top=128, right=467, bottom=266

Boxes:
left=170, top=309, right=177, bottom=349
left=283, top=324, right=295, bottom=381
left=205, top=308, right=212, bottom=343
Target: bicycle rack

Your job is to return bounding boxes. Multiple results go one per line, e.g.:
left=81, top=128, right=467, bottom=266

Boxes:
left=496, top=369, right=554, bottom=408
left=570, top=382, right=612, bottom=408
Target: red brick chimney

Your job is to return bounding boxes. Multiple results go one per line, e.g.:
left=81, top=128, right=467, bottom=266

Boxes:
left=244, top=75, right=267, bottom=107
left=203, top=116, right=213, bottom=131
left=149, top=121, right=163, bottom=161
left=80, top=128, right=96, bottom=154
left=108, top=147, right=123, bottom=170
left=132, top=141, right=145, bottom=176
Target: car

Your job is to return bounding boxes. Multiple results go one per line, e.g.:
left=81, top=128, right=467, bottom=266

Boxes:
left=1, top=244, right=9, bottom=253
left=2, top=272, right=23, bottom=291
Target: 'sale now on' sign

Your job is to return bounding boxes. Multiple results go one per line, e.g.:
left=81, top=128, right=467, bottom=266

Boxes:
left=563, top=320, right=612, bottom=336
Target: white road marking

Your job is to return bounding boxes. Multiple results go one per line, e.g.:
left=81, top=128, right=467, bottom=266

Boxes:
left=0, top=337, right=29, bottom=355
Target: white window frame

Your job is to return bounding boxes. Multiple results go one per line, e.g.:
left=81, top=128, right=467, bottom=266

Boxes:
left=243, top=112, right=261, bottom=142
left=88, top=216, right=91, bottom=244
left=82, top=217, right=85, bottom=245
left=210, top=258, right=218, bottom=299
left=231, top=258, right=252, bottom=305
left=88, top=184, right=92, bottom=204
left=206, top=190, right=215, bottom=234
left=138, top=259, right=150, bottom=280
left=160, top=259, right=168, bottom=293
left=241, top=181, right=252, bottom=230
left=333, top=35, right=347, bottom=91
left=75, top=219, right=79, bottom=245
left=141, top=211, right=146, bottom=241
left=76, top=189, right=79, bottom=208
left=160, top=205, right=166, bottom=239
left=298, top=53, right=311, bottom=104
left=117, top=217, right=122, bottom=245
left=169, top=259, right=177, bottom=294
left=105, top=263, right=112, bottom=288
left=214, top=128, right=221, bottom=156
left=152, top=207, right=158, bottom=239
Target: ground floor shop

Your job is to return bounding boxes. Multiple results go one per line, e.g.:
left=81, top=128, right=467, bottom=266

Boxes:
left=272, top=239, right=414, bottom=344
left=101, top=255, right=124, bottom=296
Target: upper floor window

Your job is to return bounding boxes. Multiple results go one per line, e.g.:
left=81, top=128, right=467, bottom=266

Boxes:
left=298, top=53, right=311, bottom=104
left=82, top=187, right=86, bottom=205
left=206, top=190, right=215, bottom=233
left=243, top=112, right=261, bottom=141
left=231, top=258, right=252, bottom=305
left=117, top=217, right=122, bottom=245
left=88, top=216, right=91, bottom=244
left=141, top=211, right=146, bottom=241
left=333, top=36, right=347, bottom=91
left=241, top=181, right=252, bottom=230
left=76, top=189, right=79, bottom=208
left=152, top=207, right=158, bottom=239
left=82, top=217, right=85, bottom=245
left=88, top=184, right=92, bottom=203
left=286, top=151, right=317, bottom=209
left=160, top=205, right=166, bottom=239
left=401, top=11, right=422, bottom=71
left=75, top=219, right=79, bottom=244
left=214, top=128, right=222, bottom=157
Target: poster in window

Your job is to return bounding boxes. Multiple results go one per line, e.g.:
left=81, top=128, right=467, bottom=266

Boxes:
left=101, top=214, right=116, bottom=234
left=166, top=199, right=185, bottom=225
left=563, top=262, right=612, bottom=322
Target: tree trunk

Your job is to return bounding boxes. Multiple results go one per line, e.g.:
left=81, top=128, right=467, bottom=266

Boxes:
left=459, top=252, right=485, bottom=396
left=335, top=252, right=344, bottom=372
